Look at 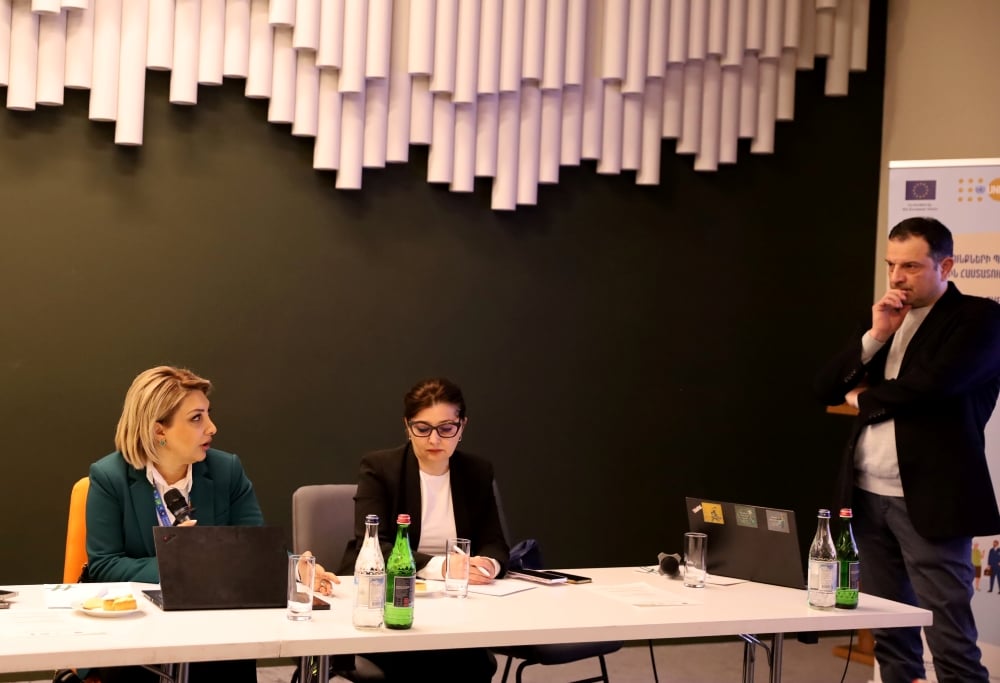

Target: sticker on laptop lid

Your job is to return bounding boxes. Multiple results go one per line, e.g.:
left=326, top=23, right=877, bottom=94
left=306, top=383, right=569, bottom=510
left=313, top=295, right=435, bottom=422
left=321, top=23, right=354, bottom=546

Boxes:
left=701, top=502, right=725, bottom=524
left=765, top=509, right=790, bottom=533
left=734, top=505, right=758, bottom=528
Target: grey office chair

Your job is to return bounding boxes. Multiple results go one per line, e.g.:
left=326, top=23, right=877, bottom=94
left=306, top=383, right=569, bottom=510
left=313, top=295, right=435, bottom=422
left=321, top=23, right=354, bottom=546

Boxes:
left=489, top=481, right=624, bottom=683
left=290, top=484, right=385, bottom=683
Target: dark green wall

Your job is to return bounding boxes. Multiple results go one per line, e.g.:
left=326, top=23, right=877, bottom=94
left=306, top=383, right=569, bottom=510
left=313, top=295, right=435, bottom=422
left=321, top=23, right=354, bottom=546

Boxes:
left=0, top=6, right=885, bottom=584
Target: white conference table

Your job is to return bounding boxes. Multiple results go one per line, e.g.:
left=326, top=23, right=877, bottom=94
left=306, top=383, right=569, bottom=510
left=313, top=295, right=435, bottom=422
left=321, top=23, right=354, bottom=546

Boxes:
left=1, top=567, right=931, bottom=683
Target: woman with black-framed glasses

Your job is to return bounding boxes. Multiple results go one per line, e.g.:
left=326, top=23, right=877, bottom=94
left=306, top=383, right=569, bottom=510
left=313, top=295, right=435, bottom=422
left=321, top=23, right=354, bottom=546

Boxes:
left=339, top=377, right=509, bottom=682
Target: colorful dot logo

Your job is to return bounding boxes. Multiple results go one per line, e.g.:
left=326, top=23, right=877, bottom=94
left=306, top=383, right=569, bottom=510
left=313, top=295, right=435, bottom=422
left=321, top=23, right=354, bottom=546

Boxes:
left=958, top=177, right=991, bottom=203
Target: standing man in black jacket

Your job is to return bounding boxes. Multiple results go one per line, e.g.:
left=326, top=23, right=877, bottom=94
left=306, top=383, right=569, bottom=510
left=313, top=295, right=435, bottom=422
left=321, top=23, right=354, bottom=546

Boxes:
left=816, top=217, right=1000, bottom=683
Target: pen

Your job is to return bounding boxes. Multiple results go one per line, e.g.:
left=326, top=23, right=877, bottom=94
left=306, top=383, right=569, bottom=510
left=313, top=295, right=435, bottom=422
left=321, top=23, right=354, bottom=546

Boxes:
left=452, top=544, right=492, bottom=576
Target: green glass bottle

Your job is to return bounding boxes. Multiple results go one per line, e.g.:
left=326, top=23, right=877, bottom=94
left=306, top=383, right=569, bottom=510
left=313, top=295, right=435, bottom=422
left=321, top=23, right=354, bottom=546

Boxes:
left=835, top=508, right=860, bottom=609
left=384, top=513, right=415, bottom=629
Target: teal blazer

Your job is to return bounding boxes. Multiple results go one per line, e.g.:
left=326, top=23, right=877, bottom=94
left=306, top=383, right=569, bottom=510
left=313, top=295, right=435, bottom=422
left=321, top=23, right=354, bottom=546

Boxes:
left=85, top=449, right=264, bottom=583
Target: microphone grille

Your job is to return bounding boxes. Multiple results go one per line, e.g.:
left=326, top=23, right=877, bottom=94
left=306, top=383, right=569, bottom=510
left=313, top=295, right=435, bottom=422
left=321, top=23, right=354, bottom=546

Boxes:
left=163, top=488, right=188, bottom=514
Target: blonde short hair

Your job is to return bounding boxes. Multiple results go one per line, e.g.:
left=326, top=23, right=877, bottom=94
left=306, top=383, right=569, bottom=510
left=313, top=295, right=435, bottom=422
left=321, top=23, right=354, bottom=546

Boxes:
left=114, top=366, right=212, bottom=469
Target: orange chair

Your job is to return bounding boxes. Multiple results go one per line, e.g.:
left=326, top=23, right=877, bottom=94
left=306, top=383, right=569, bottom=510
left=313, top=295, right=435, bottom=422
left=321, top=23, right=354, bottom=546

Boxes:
left=53, top=478, right=92, bottom=683
left=63, top=477, right=90, bottom=583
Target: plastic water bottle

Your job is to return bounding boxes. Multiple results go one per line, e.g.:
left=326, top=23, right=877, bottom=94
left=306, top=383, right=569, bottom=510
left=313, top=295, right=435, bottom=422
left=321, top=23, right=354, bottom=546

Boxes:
left=807, top=508, right=838, bottom=609
left=352, top=514, right=385, bottom=629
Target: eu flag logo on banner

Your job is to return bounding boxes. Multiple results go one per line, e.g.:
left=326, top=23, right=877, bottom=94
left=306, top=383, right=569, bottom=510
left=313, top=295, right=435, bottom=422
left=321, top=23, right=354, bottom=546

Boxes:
left=905, top=180, right=936, bottom=200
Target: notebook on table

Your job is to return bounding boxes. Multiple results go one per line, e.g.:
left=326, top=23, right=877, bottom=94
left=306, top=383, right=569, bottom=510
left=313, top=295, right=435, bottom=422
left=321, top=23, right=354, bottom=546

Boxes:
left=685, top=497, right=806, bottom=589
left=143, top=525, right=288, bottom=611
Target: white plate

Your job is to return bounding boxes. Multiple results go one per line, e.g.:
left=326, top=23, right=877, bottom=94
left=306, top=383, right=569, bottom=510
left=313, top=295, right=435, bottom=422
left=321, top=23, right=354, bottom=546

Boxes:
left=415, top=580, right=445, bottom=597
left=73, top=602, right=143, bottom=618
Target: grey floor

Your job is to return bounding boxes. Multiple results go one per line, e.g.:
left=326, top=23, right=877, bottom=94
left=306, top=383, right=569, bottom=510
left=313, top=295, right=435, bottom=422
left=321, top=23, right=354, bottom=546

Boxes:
left=4, top=635, right=872, bottom=683
left=263, top=635, right=874, bottom=683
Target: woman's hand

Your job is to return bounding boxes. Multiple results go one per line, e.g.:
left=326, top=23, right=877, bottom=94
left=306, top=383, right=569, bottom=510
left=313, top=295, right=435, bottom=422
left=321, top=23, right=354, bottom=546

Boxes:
left=299, top=550, right=340, bottom=596
left=468, top=556, right=496, bottom=584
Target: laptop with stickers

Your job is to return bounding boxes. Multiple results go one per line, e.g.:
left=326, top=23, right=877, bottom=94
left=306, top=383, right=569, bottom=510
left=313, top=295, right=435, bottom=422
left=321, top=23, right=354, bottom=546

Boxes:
left=143, top=525, right=288, bottom=610
left=685, top=497, right=806, bottom=589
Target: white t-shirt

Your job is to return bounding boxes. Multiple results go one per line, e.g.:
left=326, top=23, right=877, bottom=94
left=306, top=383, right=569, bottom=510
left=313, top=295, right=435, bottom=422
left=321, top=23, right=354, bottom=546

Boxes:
left=855, top=305, right=933, bottom=496
left=416, top=470, right=456, bottom=579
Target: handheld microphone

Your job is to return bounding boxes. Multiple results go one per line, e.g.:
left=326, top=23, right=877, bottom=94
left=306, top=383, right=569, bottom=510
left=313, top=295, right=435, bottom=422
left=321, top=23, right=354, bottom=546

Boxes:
left=657, top=552, right=682, bottom=578
left=163, top=488, right=195, bottom=526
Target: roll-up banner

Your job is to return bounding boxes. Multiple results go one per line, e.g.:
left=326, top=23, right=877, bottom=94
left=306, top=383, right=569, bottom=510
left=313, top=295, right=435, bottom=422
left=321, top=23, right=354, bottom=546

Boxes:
left=888, top=158, right=1000, bottom=681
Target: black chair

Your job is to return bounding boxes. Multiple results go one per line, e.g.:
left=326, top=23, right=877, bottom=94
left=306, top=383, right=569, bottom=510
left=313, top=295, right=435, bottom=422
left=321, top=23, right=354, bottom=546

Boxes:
left=489, top=481, right=624, bottom=683
left=290, top=484, right=385, bottom=683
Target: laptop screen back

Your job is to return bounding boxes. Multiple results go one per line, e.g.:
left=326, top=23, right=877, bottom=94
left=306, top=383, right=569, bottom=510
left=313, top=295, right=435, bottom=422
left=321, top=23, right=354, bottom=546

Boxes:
left=147, top=525, right=287, bottom=610
left=685, top=497, right=806, bottom=589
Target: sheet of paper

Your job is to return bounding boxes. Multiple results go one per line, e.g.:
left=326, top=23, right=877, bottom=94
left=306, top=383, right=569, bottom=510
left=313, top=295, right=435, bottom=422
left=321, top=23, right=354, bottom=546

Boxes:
left=469, top=580, right=538, bottom=597
left=588, top=582, right=700, bottom=606
left=635, top=566, right=748, bottom=586
left=703, top=575, right=747, bottom=586
left=0, top=611, right=109, bottom=637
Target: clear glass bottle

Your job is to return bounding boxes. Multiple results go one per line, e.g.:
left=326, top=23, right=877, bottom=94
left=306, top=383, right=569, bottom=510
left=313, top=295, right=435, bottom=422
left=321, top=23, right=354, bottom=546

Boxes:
left=352, top=514, right=385, bottom=629
left=835, top=508, right=860, bottom=609
left=384, top=513, right=415, bottom=630
left=807, top=508, right=838, bottom=609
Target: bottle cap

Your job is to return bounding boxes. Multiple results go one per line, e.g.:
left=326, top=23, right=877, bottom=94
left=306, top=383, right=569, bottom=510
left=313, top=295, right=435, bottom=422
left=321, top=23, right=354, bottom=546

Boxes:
left=839, top=508, right=853, bottom=518
left=365, top=514, right=379, bottom=523
left=397, top=513, right=411, bottom=524
left=818, top=509, right=831, bottom=518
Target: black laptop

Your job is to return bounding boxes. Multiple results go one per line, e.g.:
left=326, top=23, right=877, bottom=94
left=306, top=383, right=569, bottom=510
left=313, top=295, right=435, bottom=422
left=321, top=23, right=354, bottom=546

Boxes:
left=685, top=497, right=806, bottom=589
left=143, top=525, right=288, bottom=610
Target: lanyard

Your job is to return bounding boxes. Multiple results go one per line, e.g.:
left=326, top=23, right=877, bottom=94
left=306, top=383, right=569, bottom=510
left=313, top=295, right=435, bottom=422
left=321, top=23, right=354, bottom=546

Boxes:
left=152, top=488, right=172, bottom=527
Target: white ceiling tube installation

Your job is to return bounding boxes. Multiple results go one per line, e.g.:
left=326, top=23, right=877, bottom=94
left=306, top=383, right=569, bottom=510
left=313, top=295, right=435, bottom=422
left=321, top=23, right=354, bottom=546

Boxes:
left=0, top=0, right=871, bottom=211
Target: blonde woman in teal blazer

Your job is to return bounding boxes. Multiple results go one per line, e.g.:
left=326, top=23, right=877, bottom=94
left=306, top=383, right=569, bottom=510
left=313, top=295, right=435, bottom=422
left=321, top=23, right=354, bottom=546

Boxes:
left=75, top=366, right=335, bottom=683
left=86, top=446, right=263, bottom=584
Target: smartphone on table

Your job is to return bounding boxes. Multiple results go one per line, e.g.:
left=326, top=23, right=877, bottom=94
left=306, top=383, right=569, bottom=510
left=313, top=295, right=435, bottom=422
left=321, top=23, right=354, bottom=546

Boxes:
left=507, top=569, right=593, bottom=584
left=543, top=570, right=592, bottom=584
left=507, top=568, right=568, bottom=584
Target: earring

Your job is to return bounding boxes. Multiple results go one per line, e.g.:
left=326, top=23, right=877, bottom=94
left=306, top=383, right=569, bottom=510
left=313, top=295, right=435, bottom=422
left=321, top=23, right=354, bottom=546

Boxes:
left=158, top=439, right=166, bottom=447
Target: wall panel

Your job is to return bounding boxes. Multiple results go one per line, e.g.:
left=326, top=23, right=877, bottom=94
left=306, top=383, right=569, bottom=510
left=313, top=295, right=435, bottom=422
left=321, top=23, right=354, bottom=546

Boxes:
left=0, top=2, right=888, bottom=583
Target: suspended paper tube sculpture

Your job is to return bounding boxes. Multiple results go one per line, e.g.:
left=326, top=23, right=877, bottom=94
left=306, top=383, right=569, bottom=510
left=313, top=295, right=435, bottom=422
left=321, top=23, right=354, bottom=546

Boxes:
left=363, top=78, right=389, bottom=167
left=222, top=0, right=250, bottom=78
left=292, top=0, right=319, bottom=51
left=451, top=100, right=477, bottom=192
left=385, top=0, right=411, bottom=162
left=0, top=0, right=871, bottom=210
left=147, top=0, right=174, bottom=71
left=291, top=48, right=318, bottom=137
left=268, top=25, right=295, bottom=123
left=452, top=0, right=480, bottom=104
left=89, top=0, right=121, bottom=120
left=245, top=0, right=273, bottom=98
left=315, top=0, right=344, bottom=70
left=115, top=0, right=149, bottom=145
left=7, top=0, right=38, bottom=111
left=36, top=9, right=66, bottom=106
left=198, top=0, right=224, bottom=85
left=338, top=0, right=366, bottom=94
left=622, top=0, right=649, bottom=95
left=63, top=1, right=94, bottom=89
left=521, top=0, right=545, bottom=83
left=169, top=0, right=200, bottom=105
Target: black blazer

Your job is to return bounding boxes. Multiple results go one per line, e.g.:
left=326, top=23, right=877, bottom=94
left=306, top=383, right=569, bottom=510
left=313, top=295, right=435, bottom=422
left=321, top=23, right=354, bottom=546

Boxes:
left=338, top=444, right=510, bottom=576
left=816, top=282, right=1000, bottom=539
